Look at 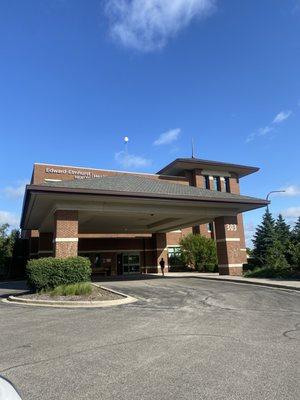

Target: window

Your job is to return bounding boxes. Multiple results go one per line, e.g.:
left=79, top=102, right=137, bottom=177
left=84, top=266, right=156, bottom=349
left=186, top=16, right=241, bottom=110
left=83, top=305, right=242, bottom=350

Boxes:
left=224, top=177, right=230, bottom=192
left=204, top=175, right=210, bottom=189
left=122, top=253, right=140, bottom=274
left=168, top=247, right=181, bottom=258
left=207, top=222, right=213, bottom=232
left=213, top=176, right=220, bottom=191
left=168, top=247, right=182, bottom=268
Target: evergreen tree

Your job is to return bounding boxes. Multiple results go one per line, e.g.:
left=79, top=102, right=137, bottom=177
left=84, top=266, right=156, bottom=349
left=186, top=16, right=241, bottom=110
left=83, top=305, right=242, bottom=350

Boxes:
left=291, top=243, right=300, bottom=268
left=264, top=239, right=290, bottom=270
left=252, top=210, right=276, bottom=266
left=275, top=214, right=291, bottom=246
left=292, top=217, right=300, bottom=244
left=275, top=214, right=294, bottom=264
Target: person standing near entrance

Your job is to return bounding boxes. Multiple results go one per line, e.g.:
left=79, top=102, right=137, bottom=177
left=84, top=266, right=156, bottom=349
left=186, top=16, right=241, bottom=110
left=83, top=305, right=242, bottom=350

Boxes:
left=159, top=257, right=165, bottom=276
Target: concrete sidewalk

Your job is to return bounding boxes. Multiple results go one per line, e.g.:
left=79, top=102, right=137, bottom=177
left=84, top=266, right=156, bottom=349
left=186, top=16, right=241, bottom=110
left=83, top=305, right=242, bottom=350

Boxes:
left=157, top=272, right=300, bottom=291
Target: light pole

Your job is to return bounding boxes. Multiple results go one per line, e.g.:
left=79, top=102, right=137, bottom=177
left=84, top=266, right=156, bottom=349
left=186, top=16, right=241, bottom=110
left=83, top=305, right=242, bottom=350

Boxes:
left=266, top=190, right=286, bottom=212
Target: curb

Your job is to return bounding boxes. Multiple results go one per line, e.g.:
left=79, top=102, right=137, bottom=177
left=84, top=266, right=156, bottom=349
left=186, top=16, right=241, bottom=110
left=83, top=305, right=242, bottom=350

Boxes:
left=2, top=284, right=138, bottom=308
left=190, top=276, right=300, bottom=292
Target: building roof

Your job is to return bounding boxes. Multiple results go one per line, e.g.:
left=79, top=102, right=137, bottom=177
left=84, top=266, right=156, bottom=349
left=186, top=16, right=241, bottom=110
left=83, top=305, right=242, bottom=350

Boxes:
left=21, top=174, right=268, bottom=230
left=157, top=158, right=259, bottom=178
left=39, top=174, right=266, bottom=204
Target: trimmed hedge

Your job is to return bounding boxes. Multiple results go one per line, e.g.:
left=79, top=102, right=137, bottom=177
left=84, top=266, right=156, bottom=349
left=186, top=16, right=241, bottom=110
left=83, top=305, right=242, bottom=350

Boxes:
left=27, top=257, right=92, bottom=291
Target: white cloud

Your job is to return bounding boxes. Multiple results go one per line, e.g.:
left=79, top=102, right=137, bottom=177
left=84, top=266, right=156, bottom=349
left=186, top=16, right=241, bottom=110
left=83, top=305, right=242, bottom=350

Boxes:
left=272, top=110, right=292, bottom=124
left=153, top=128, right=181, bottom=146
left=278, top=185, right=300, bottom=197
left=281, top=207, right=300, bottom=219
left=2, top=181, right=27, bottom=199
left=246, top=125, right=273, bottom=143
left=246, top=109, right=292, bottom=143
left=114, top=151, right=152, bottom=169
left=0, top=211, right=20, bottom=228
left=104, top=0, right=216, bottom=52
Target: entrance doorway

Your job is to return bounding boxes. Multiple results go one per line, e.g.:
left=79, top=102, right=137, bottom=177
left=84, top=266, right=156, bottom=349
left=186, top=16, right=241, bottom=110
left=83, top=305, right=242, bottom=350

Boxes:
left=119, top=252, right=140, bottom=274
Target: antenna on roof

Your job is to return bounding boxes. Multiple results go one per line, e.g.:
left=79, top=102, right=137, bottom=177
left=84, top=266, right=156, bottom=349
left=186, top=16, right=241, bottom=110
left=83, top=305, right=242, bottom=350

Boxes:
left=191, top=138, right=195, bottom=158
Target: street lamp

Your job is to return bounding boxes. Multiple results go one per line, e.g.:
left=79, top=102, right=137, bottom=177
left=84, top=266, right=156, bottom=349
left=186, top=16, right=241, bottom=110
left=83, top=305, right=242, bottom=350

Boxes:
left=266, top=190, right=286, bottom=212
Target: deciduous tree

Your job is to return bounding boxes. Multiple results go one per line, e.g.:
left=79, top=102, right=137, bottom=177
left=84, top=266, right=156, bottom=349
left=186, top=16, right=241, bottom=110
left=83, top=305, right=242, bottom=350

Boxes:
left=179, top=233, right=217, bottom=272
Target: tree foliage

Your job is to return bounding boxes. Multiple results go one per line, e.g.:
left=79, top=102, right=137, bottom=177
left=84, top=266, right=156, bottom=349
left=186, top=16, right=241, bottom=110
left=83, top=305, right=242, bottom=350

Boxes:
left=0, top=224, right=19, bottom=266
left=292, top=217, right=300, bottom=243
left=275, top=214, right=291, bottom=245
left=179, top=233, right=217, bottom=272
left=291, top=243, right=300, bottom=268
left=251, top=210, right=300, bottom=275
left=252, top=210, right=276, bottom=266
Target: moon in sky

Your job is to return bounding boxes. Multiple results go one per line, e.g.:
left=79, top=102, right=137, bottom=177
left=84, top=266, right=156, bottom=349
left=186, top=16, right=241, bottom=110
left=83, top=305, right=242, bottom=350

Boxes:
left=124, top=136, right=129, bottom=143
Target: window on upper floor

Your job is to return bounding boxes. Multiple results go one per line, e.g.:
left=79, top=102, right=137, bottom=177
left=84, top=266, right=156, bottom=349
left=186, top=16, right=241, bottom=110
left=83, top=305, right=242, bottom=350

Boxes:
left=213, top=176, right=221, bottom=191
left=204, top=175, right=210, bottom=189
left=224, top=177, right=230, bottom=193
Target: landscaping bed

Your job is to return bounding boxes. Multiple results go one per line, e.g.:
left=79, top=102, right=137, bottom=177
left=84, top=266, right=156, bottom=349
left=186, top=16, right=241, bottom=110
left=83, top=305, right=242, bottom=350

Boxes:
left=16, top=284, right=122, bottom=302
left=4, top=257, right=137, bottom=307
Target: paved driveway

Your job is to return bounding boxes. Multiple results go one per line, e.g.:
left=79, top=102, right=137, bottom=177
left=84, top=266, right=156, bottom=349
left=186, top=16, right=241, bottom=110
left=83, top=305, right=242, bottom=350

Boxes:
left=0, top=277, right=299, bottom=400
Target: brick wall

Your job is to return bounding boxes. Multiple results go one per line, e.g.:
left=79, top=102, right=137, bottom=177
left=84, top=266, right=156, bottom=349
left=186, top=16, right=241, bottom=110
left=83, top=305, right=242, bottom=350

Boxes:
left=54, top=210, right=78, bottom=258
left=166, top=227, right=193, bottom=246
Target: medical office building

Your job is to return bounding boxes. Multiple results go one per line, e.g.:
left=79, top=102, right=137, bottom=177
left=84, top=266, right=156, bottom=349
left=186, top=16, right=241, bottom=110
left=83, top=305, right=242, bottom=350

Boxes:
left=20, top=158, right=267, bottom=276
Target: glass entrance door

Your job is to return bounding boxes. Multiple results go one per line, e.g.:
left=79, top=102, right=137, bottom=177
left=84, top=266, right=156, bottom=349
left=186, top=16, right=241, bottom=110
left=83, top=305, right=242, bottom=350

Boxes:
left=122, top=253, right=140, bottom=274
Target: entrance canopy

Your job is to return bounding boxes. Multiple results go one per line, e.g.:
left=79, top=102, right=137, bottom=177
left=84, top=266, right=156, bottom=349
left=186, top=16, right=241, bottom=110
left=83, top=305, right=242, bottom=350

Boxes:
left=21, top=175, right=268, bottom=234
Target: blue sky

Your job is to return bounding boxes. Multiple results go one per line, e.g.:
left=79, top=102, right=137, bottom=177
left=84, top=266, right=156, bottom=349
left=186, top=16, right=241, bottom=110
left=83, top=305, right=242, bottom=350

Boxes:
left=0, top=0, right=299, bottom=245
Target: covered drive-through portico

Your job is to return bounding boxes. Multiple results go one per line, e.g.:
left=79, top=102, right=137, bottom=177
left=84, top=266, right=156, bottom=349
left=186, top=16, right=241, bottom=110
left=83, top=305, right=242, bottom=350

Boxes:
left=21, top=174, right=268, bottom=276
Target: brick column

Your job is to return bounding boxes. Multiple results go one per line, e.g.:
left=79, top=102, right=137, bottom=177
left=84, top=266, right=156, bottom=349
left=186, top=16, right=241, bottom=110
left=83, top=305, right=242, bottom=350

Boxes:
left=54, top=210, right=78, bottom=258
left=229, top=176, right=247, bottom=264
left=214, top=216, right=243, bottom=276
left=38, top=232, right=53, bottom=257
left=237, top=214, right=247, bottom=264
left=153, top=233, right=168, bottom=273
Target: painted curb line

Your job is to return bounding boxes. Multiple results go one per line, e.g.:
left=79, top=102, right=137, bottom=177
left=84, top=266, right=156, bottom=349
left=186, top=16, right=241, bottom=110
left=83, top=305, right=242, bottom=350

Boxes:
left=2, top=284, right=138, bottom=308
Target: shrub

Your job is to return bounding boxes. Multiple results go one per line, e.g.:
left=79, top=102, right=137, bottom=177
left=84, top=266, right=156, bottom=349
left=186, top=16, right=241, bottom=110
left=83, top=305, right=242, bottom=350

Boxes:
left=48, top=282, right=92, bottom=297
left=27, top=256, right=91, bottom=291
left=244, top=265, right=293, bottom=279
left=205, top=263, right=218, bottom=273
left=180, top=234, right=217, bottom=272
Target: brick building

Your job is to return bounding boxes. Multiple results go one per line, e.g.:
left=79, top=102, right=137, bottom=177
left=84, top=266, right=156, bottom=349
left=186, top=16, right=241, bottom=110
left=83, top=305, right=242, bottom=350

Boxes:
left=20, top=158, right=268, bottom=276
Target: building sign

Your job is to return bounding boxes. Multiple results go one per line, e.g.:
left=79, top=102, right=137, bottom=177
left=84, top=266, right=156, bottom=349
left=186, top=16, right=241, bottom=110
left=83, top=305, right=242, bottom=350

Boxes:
left=45, top=167, right=104, bottom=180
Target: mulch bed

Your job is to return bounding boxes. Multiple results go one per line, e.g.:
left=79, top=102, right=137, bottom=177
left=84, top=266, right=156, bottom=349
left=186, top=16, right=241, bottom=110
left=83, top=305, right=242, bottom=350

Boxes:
left=17, top=285, right=122, bottom=302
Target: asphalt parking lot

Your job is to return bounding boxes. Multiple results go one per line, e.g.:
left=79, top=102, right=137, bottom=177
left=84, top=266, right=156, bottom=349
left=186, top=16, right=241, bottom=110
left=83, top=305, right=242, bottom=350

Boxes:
left=0, top=276, right=299, bottom=400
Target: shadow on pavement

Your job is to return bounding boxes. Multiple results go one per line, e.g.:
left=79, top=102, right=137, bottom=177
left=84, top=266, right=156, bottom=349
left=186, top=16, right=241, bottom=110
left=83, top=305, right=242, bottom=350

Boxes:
left=0, top=280, right=28, bottom=298
left=91, top=272, right=203, bottom=283
left=92, top=273, right=164, bottom=283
